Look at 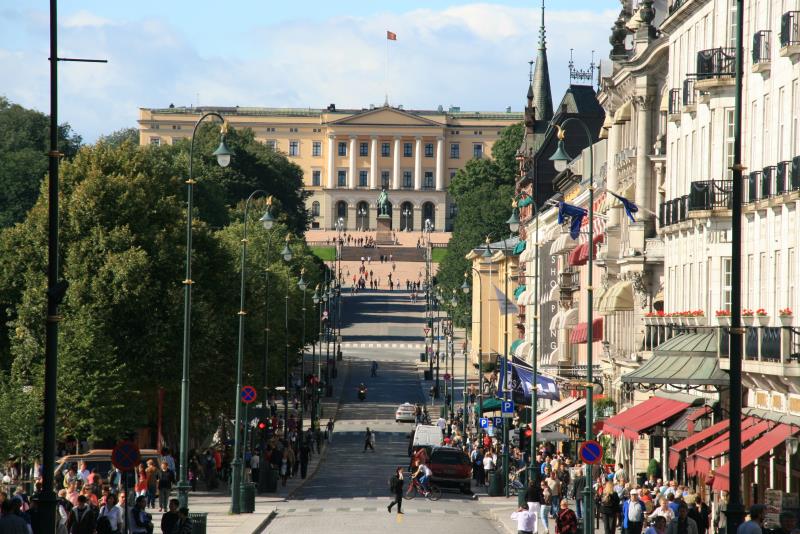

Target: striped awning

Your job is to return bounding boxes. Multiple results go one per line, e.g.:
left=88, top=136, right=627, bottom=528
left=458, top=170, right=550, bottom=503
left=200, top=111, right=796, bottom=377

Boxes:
left=550, top=232, right=578, bottom=255
left=519, top=243, right=534, bottom=263
left=510, top=339, right=523, bottom=355
left=546, top=284, right=560, bottom=303
left=514, top=285, right=527, bottom=300
left=549, top=310, right=563, bottom=331
left=513, top=341, right=532, bottom=359
left=603, top=281, right=635, bottom=312
left=518, top=287, right=535, bottom=306
left=512, top=241, right=527, bottom=255
left=563, top=307, right=579, bottom=327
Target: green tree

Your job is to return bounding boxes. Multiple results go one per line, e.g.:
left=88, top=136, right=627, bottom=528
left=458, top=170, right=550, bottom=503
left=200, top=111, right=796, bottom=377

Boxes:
left=0, top=96, right=82, bottom=228
left=98, top=127, right=139, bottom=147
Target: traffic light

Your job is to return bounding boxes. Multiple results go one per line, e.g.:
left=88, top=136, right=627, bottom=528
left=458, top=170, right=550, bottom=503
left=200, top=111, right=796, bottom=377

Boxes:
left=257, top=421, right=266, bottom=430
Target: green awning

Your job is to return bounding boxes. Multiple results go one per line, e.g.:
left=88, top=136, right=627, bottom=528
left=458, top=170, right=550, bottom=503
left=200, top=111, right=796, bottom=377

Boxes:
left=513, top=285, right=527, bottom=299
left=512, top=241, right=527, bottom=255
left=518, top=196, right=534, bottom=208
left=474, top=398, right=503, bottom=414
left=621, top=331, right=728, bottom=386
left=510, top=338, right=523, bottom=354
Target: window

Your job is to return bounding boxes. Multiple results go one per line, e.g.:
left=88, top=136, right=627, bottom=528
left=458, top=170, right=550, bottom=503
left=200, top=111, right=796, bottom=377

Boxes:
left=760, top=252, right=768, bottom=307
left=381, top=142, right=390, bottom=157
left=724, top=109, right=734, bottom=179
left=722, top=258, right=732, bottom=311
left=449, top=170, right=457, bottom=181
left=312, top=141, right=322, bottom=157
left=359, top=170, right=368, bottom=187
left=152, top=124, right=160, bottom=130
left=403, top=143, right=412, bottom=157
left=778, top=87, right=786, bottom=161
left=289, top=140, right=299, bottom=157
left=311, top=201, right=320, bottom=216
left=266, top=127, right=276, bottom=133
left=381, top=171, right=390, bottom=188
left=747, top=254, right=754, bottom=308
left=402, top=171, right=413, bottom=188
left=789, top=248, right=795, bottom=308
left=473, top=143, right=483, bottom=159
left=338, top=142, right=347, bottom=156
left=312, top=170, right=321, bottom=186
left=450, top=143, right=460, bottom=159
left=727, top=0, right=737, bottom=49
left=424, top=143, right=434, bottom=157
left=360, top=142, right=369, bottom=157
left=266, top=140, right=277, bottom=151
left=423, top=171, right=434, bottom=189
left=774, top=251, right=781, bottom=312
left=149, top=137, right=160, bottom=146
left=793, top=81, right=800, bottom=157
left=762, top=95, right=770, bottom=166
left=337, top=170, right=347, bottom=187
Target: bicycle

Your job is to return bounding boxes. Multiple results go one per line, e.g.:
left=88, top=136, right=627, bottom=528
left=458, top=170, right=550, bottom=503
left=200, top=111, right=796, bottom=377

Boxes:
left=404, top=476, right=442, bottom=501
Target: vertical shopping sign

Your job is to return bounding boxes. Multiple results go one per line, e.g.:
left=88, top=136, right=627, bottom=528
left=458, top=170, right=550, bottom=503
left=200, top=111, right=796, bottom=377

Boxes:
left=540, top=247, right=558, bottom=361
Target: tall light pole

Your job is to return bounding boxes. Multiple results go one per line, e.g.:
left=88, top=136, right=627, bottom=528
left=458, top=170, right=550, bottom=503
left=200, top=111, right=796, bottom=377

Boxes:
left=258, top=201, right=277, bottom=493
left=403, top=207, right=411, bottom=231
left=280, top=235, right=294, bottom=433
left=178, top=113, right=233, bottom=510
left=297, top=268, right=308, bottom=440
left=358, top=207, right=367, bottom=231
left=230, top=190, right=272, bottom=514
left=550, top=119, right=595, bottom=534
left=462, top=268, right=483, bottom=431
left=312, top=286, right=322, bottom=426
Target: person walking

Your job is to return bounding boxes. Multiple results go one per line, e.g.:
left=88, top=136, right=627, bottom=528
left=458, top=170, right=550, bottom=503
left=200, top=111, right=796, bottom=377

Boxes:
left=524, top=480, right=544, bottom=534
left=363, top=427, right=375, bottom=452
left=157, top=461, right=174, bottom=512
left=160, top=499, right=180, bottom=534
left=600, top=481, right=621, bottom=534
left=555, top=499, right=578, bottom=534
left=250, top=451, right=260, bottom=484
left=387, top=467, right=405, bottom=515
left=512, top=504, right=538, bottom=534
left=299, top=441, right=310, bottom=479
left=623, top=489, right=646, bottom=534
left=667, top=503, right=699, bottom=534
left=67, top=495, right=96, bottom=534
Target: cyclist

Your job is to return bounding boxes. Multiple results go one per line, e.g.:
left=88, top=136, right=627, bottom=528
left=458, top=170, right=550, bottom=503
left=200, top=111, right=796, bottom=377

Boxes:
left=413, top=460, right=433, bottom=496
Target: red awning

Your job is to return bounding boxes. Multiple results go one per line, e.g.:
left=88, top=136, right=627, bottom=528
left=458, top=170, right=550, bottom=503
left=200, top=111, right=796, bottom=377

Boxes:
left=578, top=233, right=605, bottom=263
left=686, top=406, right=712, bottom=435
left=568, top=244, right=587, bottom=266
left=712, top=423, right=800, bottom=491
left=569, top=318, right=603, bottom=344
left=601, top=396, right=691, bottom=441
left=687, top=418, right=769, bottom=477
left=668, top=418, right=731, bottom=470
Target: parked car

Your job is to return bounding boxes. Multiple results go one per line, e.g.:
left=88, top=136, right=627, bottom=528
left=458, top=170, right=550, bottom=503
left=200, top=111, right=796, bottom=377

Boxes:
left=395, top=403, right=416, bottom=423
left=428, top=446, right=472, bottom=493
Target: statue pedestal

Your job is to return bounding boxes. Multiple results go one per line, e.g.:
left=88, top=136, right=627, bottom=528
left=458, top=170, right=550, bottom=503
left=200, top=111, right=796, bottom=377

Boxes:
left=375, top=215, right=393, bottom=245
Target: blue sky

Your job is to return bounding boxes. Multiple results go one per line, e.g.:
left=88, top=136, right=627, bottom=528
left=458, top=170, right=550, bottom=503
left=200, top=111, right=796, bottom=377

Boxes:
left=0, top=1, right=619, bottom=141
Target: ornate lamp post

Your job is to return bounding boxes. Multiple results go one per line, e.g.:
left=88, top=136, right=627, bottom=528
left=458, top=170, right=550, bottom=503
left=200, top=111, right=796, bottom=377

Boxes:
left=462, top=270, right=483, bottom=432
left=178, top=113, right=233, bottom=510
left=403, top=207, right=412, bottom=231
left=230, top=191, right=272, bottom=513
left=258, top=201, right=277, bottom=493
left=281, top=235, right=294, bottom=429
left=549, top=120, right=596, bottom=534
left=297, top=268, right=307, bottom=439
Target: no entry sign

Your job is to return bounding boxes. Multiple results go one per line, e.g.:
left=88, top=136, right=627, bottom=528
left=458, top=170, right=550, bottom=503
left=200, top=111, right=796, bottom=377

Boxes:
left=579, top=440, right=603, bottom=465
left=241, top=385, right=257, bottom=404
left=111, top=441, right=141, bottom=472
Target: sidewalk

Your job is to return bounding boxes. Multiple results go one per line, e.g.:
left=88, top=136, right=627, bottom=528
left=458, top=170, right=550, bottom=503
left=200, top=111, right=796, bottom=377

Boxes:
left=159, top=358, right=352, bottom=533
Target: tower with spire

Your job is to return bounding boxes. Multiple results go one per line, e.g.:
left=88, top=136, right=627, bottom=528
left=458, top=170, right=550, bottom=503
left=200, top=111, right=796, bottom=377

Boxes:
left=530, top=0, right=553, bottom=123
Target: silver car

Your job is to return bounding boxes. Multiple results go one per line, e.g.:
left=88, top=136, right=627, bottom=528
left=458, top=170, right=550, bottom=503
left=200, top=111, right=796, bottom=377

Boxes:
left=395, top=402, right=416, bottom=423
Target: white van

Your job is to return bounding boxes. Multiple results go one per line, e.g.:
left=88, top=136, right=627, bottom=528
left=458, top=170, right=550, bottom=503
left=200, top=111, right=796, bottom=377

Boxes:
left=412, top=424, right=443, bottom=449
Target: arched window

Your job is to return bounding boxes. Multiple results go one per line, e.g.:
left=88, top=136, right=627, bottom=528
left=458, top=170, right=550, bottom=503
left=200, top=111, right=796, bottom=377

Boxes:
left=356, top=201, right=369, bottom=230
left=336, top=201, right=348, bottom=219
left=311, top=201, right=320, bottom=217
left=422, top=201, right=436, bottom=229
left=400, top=202, right=414, bottom=231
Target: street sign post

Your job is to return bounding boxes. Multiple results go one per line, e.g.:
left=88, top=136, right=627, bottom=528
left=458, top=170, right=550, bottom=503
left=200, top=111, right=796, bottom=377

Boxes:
left=501, top=400, right=514, bottom=418
left=111, top=440, right=140, bottom=472
left=578, top=440, right=603, bottom=465
left=493, top=416, right=504, bottom=428
left=479, top=417, right=489, bottom=429
left=240, top=385, right=257, bottom=404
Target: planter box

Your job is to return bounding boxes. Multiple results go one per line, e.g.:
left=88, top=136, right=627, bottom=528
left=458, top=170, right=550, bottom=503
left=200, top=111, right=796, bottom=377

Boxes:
left=717, top=316, right=731, bottom=326
left=693, top=316, right=707, bottom=326
left=756, top=315, right=770, bottom=327
left=742, top=315, right=755, bottom=326
left=779, top=315, right=793, bottom=327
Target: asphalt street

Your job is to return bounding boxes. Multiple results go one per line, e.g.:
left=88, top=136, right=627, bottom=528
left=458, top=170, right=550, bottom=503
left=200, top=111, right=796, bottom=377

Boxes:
left=268, top=290, right=503, bottom=534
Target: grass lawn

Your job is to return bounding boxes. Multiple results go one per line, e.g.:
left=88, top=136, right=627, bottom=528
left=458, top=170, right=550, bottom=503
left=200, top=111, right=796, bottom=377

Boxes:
left=431, top=248, right=448, bottom=263
left=310, top=246, right=336, bottom=261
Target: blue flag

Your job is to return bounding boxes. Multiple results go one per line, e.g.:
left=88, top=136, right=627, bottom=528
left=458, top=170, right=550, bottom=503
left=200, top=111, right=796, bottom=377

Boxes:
left=609, top=191, right=639, bottom=222
left=508, top=358, right=561, bottom=401
left=558, top=201, right=587, bottom=240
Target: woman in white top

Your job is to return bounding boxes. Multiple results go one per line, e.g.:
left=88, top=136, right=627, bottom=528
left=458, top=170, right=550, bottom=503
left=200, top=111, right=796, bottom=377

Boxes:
left=98, top=493, right=122, bottom=533
left=483, top=451, right=496, bottom=474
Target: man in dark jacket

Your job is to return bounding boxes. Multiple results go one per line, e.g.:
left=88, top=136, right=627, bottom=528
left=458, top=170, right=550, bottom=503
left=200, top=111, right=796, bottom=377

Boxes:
left=387, top=467, right=405, bottom=515
left=67, top=495, right=96, bottom=534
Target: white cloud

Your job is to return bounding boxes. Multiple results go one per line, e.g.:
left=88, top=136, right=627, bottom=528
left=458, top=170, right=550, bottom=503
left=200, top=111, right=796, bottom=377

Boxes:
left=0, top=3, right=616, bottom=141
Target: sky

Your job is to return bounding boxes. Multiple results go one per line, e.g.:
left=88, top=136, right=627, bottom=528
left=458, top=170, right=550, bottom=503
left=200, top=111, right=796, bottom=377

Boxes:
left=0, top=1, right=619, bottom=141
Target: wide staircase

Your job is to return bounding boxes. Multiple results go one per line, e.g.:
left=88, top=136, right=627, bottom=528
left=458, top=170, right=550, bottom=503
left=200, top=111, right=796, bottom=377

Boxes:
left=339, top=246, right=426, bottom=262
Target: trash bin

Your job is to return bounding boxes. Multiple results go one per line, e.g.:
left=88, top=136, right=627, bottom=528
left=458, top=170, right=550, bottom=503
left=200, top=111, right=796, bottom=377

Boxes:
left=423, top=370, right=432, bottom=380
left=263, top=468, right=278, bottom=493
left=239, top=482, right=256, bottom=513
left=488, top=470, right=504, bottom=496
left=420, top=352, right=427, bottom=362
left=189, top=512, right=207, bottom=534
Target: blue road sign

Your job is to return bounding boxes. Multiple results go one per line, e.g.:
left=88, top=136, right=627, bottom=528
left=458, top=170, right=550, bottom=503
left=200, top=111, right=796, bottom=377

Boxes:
left=241, top=385, right=257, bottom=404
left=493, top=416, right=504, bottom=428
left=111, top=441, right=141, bottom=472
left=579, top=440, right=603, bottom=465
left=479, top=417, right=489, bottom=429
left=501, top=400, right=514, bottom=416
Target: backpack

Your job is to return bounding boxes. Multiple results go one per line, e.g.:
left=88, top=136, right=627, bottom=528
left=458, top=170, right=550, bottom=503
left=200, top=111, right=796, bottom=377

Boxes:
left=96, top=515, right=113, bottom=534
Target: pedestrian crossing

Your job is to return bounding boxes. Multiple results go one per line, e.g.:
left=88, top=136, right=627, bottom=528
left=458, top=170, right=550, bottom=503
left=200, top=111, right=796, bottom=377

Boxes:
left=278, top=505, right=482, bottom=516
left=342, top=342, right=425, bottom=349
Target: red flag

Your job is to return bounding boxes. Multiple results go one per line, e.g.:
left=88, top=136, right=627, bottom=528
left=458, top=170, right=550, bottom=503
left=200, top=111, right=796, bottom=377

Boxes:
left=386, top=30, right=397, bottom=41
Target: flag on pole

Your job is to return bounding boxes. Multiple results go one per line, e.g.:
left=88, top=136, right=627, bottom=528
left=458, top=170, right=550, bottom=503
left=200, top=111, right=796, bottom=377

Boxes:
left=557, top=201, right=587, bottom=240
left=387, top=30, right=397, bottom=40
left=608, top=191, right=639, bottom=222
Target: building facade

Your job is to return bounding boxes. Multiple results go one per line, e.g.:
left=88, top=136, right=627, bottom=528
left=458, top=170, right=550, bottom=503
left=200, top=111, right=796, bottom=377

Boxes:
left=138, top=104, right=522, bottom=232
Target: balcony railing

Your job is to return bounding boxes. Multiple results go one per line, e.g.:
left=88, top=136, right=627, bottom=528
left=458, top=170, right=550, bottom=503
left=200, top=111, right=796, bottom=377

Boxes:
left=559, top=269, right=579, bottom=291
left=780, top=11, right=800, bottom=47
left=659, top=195, right=690, bottom=227
left=745, top=159, right=800, bottom=203
left=696, top=47, right=736, bottom=80
left=682, top=76, right=696, bottom=107
left=668, top=89, right=681, bottom=115
left=776, top=161, right=789, bottom=194
left=688, top=179, right=733, bottom=210
left=747, top=171, right=761, bottom=202
left=753, top=30, right=772, bottom=64
left=668, top=0, right=686, bottom=15
left=762, top=166, right=776, bottom=198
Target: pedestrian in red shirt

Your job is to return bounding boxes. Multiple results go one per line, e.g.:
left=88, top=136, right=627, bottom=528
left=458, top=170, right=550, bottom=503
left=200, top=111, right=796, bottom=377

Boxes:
left=556, top=499, right=578, bottom=534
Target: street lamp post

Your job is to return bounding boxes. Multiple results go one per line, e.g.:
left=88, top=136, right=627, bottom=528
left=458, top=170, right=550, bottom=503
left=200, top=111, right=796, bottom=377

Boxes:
left=297, top=269, right=308, bottom=440
left=358, top=207, right=367, bottom=231
left=403, top=208, right=411, bottom=231
left=230, top=190, right=272, bottom=514
left=178, top=112, right=233, bottom=510
left=462, top=269, right=483, bottom=433
left=312, top=286, right=321, bottom=426
left=281, top=235, right=294, bottom=434
left=258, top=202, right=278, bottom=493
left=549, top=119, right=596, bottom=534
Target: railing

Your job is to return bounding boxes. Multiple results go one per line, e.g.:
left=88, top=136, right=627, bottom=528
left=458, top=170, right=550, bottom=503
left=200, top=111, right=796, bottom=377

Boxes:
left=747, top=171, right=760, bottom=202
left=668, top=0, right=686, bottom=15
left=688, top=179, right=733, bottom=210
left=659, top=195, right=690, bottom=227
left=762, top=166, right=776, bottom=198
left=746, top=161, right=800, bottom=203
left=780, top=11, right=800, bottom=47
left=753, top=30, right=772, bottom=63
left=696, top=47, right=736, bottom=80
left=559, top=269, right=580, bottom=291
left=682, top=76, right=697, bottom=107
left=793, top=156, right=800, bottom=190
left=776, top=161, right=789, bottom=194
left=668, top=89, right=681, bottom=115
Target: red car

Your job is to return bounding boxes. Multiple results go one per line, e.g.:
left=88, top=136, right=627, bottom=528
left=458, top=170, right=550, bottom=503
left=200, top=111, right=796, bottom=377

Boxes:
left=428, top=446, right=472, bottom=493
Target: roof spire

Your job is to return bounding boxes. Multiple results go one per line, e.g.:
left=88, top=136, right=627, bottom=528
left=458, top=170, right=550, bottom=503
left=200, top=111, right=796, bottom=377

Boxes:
left=530, top=0, right=553, bottom=122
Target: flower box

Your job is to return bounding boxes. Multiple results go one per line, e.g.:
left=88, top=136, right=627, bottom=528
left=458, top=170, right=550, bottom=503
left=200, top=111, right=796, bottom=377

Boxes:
left=779, top=315, right=793, bottom=327
left=742, top=315, right=755, bottom=326
left=756, top=314, right=770, bottom=327
left=717, top=316, right=731, bottom=327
